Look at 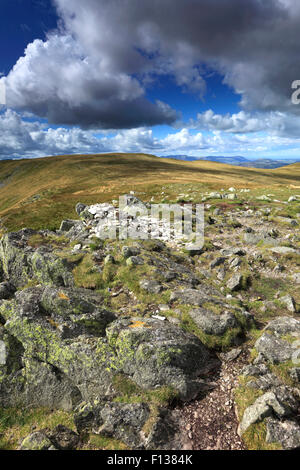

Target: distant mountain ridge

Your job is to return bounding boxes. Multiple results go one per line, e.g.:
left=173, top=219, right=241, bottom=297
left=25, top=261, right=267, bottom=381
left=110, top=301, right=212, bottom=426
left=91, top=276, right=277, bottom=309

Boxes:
left=163, top=155, right=300, bottom=169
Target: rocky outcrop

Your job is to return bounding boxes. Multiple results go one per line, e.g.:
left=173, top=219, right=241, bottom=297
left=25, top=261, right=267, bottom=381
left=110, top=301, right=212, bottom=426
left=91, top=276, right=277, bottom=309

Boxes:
left=237, top=316, right=300, bottom=449
left=1, top=194, right=299, bottom=450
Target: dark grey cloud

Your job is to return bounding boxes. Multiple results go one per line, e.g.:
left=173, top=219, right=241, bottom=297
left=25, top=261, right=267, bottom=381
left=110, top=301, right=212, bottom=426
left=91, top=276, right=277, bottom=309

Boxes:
left=2, top=0, right=300, bottom=130
left=3, top=34, right=177, bottom=129
left=55, top=0, right=298, bottom=113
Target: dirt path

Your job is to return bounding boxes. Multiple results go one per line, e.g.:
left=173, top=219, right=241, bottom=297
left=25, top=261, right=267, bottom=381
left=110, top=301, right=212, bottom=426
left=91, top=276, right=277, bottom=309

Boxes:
left=176, top=350, right=249, bottom=450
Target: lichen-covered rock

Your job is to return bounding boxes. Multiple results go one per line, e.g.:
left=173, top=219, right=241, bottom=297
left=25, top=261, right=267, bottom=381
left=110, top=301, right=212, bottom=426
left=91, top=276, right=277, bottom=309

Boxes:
left=0, top=281, right=15, bottom=300
left=247, top=373, right=283, bottom=391
left=0, top=289, right=116, bottom=404
left=189, top=308, right=238, bottom=336
left=21, top=357, right=82, bottom=410
left=253, top=317, right=300, bottom=368
left=255, top=333, right=295, bottom=364
left=264, top=316, right=300, bottom=335
left=170, top=287, right=221, bottom=305
left=266, top=417, right=300, bottom=450
left=241, top=364, right=270, bottom=377
left=0, top=229, right=76, bottom=288
left=96, top=402, right=150, bottom=449
left=226, top=273, right=243, bottom=291
left=279, top=295, right=296, bottom=313
left=139, top=279, right=162, bottom=294
left=239, top=386, right=298, bottom=435
left=0, top=286, right=217, bottom=404
left=126, top=256, right=144, bottom=266
left=74, top=400, right=177, bottom=450
left=47, top=425, right=80, bottom=450
left=20, top=431, right=54, bottom=450
left=59, top=220, right=78, bottom=232
left=40, top=286, right=116, bottom=335
left=30, top=248, right=75, bottom=287
left=0, top=325, right=24, bottom=406
left=106, top=317, right=217, bottom=400
left=0, top=229, right=35, bottom=287
left=122, top=246, right=141, bottom=259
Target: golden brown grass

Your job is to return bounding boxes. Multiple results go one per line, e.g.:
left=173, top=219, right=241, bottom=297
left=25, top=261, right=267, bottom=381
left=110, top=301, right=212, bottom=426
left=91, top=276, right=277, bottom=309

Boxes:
left=0, top=153, right=299, bottom=232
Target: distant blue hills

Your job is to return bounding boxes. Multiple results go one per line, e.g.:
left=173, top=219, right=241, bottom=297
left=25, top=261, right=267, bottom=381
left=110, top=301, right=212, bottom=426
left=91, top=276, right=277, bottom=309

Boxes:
left=161, top=155, right=300, bottom=169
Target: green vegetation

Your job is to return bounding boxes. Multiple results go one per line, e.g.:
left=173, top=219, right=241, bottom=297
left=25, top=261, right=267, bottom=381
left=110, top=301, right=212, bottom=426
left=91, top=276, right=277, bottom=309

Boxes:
left=28, top=233, right=69, bottom=248
left=112, top=374, right=178, bottom=406
left=0, top=407, right=74, bottom=450
left=0, top=154, right=299, bottom=232
left=234, top=377, right=281, bottom=450
left=81, top=434, right=128, bottom=450
left=73, top=253, right=103, bottom=289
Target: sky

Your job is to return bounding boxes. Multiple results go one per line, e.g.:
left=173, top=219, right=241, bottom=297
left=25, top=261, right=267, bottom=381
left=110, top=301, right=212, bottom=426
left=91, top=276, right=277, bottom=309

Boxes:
left=1, top=0, right=300, bottom=160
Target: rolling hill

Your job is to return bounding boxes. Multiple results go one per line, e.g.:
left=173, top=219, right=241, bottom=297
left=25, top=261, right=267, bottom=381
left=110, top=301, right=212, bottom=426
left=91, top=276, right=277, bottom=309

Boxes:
left=163, top=155, right=300, bottom=168
left=0, top=152, right=299, bottom=232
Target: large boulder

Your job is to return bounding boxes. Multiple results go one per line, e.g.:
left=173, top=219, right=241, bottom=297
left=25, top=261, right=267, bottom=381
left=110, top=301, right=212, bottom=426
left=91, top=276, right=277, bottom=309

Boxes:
left=170, top=286, right=221, bottom=305
left=254, top=317, right=300, bottom=365
left=0, top=288, right=116, bottom=404
left=0, top=288, right=217, bottom=406
left=94, top=402, right=150, bottom=449
left=105, top=317, right=217, bottom=400
left=20, top=431, right=54, bottom=451
left=255, top=333, right=295, bottom=364
left=266, top=417, right=300, bottom=450
left=0, top=229, right=77, bottom=288
left=239, top=386, right=298, bottom=435
left=74, top=401, right=178, bottom=450
left=189, top=308, right=238, bottom=336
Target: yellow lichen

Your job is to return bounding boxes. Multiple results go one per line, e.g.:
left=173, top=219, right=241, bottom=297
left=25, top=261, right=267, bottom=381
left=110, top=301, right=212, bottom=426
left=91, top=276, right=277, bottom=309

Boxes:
left=58, top=292, right=70, bottom=301
left=129, top=321, right=150, bottom=329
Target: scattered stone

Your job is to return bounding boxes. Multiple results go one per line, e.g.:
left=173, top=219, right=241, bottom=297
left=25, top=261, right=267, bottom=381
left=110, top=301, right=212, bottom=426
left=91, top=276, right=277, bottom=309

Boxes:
left=255, top=333, right=294, bottom=364
left=217, top=268, right=226, bottom=281
left=289, top=368, right=300, bottom=383
left=0, top=281, right=15, bottom=300
left=264, top=316, right=300, bottom=335
left=226, top=273, right=243, bottom=291
left=161, top=271, right=177, bottom=281
left=139, top=280, right=163, bottom=294
left=269, top=246, right=297, bottom=254
left=292, top=273, right=300, bottom=283
left=229, top=257, right=241, bottom=268
left=126, top=256, right=144, bottom=266
left=122, top=246, right=141, bottom=258
left=210, top=257, right=226, bottom=269
left=241, top=364, right=270, bottom=377
left=256, top=195, right=271, bottom=202
left=220, top=348, right=242, bottom=362
left=72, top=243, right=82, bottom=252
left=239, top=387, right=297, bottom=435
left=152, top=315, right=166, bottom=321
left=189, top=308, right=238, bottom=336
left=247, top=373, right=282, bottom=391
left=104, top=254, right=115, bottom=265
left=159, top=304, right=170, bottom=312
left=280, top=294, right=296, bottom=313
left=59, top=220, right=78, bottom=232
left=20, top=431, right=54, bottom=451
left=170, top=287, right=221, bottom=306
left=75, top=203, right=87, bottom=216
left=47, top=425, right=79, bottom=451
left=266, top=417, right=300, bottom=450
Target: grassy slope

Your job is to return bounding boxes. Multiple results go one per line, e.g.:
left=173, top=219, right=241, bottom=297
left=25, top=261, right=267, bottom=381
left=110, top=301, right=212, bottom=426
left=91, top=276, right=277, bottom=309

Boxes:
left=0, top=152, right=299, bottom=231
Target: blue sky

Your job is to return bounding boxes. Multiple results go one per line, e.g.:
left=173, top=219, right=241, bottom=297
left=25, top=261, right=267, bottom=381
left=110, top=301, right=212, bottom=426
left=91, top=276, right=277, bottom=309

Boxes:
left=1, top=0, right=300, bottom=160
